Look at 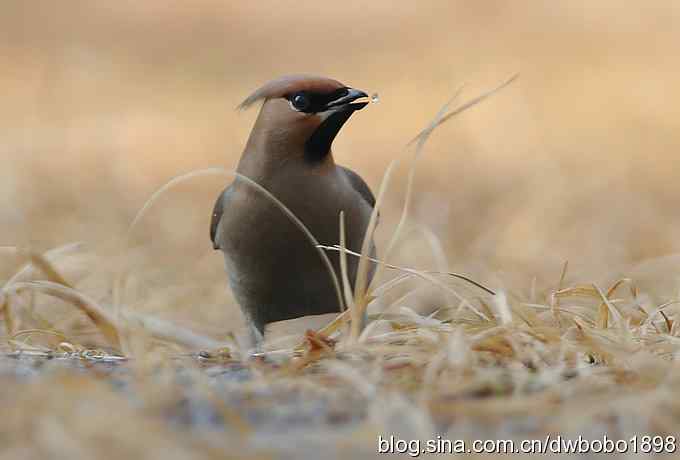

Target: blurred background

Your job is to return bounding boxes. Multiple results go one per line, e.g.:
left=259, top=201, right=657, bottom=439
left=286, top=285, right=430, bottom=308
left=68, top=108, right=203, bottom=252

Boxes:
left=2, top=1, right=680, bottom=340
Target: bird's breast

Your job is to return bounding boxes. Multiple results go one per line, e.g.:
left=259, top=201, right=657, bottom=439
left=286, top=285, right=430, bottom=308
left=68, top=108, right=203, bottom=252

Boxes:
left=217, top=174, right=370, bottom=281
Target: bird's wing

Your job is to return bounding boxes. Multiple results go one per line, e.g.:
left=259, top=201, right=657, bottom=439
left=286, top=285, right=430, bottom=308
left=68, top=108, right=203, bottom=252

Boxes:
left=210, top=187, right=228, bottom=250
left=339, top=166, right=375, bottom=209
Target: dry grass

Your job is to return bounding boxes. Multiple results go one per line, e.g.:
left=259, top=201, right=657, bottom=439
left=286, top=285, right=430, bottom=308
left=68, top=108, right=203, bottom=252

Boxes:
left=4, top=2, right=680, bottom=458
left=5, top=228, right=680, bottom=459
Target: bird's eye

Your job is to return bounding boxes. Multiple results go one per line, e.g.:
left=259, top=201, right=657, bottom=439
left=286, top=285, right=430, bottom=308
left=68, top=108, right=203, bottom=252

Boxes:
left=290, top=92, right=311, bottom=112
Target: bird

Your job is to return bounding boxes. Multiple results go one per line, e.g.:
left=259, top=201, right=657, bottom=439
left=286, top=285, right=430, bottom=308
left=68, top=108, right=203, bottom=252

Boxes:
left=210, top=75, right=376, bottom=344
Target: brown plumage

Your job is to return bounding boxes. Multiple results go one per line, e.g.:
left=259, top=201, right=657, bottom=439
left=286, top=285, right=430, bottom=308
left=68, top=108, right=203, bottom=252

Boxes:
left=211, top=75, right=375, bottom=343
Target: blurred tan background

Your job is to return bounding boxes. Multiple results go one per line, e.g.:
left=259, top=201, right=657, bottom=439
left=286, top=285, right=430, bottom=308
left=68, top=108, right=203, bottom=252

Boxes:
left=2, top=1, right=680, bottom=339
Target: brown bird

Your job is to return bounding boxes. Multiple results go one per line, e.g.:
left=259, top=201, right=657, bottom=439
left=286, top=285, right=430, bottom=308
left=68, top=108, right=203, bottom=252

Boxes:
left=211, top=75, right=375, bottom=343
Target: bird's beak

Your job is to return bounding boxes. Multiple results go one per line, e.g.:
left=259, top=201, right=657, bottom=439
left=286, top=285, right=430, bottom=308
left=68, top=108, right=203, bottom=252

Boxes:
left=324, top=88, right=370, bottom=112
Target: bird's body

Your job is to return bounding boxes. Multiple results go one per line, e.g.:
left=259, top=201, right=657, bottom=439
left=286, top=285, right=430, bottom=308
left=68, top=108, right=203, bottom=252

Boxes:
left=211, top=75, right=375, bottom=340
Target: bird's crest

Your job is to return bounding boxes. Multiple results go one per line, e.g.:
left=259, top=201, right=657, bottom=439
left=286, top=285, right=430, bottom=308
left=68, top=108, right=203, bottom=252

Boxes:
left=238, top=74, right=345, bottom=110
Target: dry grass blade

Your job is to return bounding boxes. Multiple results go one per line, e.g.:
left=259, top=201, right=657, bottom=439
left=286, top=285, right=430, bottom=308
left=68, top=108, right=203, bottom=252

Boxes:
left=11, top=329, right=67, bottom=339
left=124, top=167, right=344, bottom=315
left=1, top=246, right=86, bottom=348
left=407, top=73, right=519, bottom=146
left=554, top=285, right=600, bottom=298
left=593, top=284, right=624, bottom=329
left=597, top=278, right=637, bottom=328
left=321, top=245, right=489, bottom=320
left=412, top=224, right=450, bottom=273
left=26, top=252, right=73, bottom=288
left=659, top=311, right=673, bottom=333
left=125, top=167, right=232, bottom=243
left=316, top=309, right=351, bottom=337
left=604, top=278, right=635, bottom=299
left=373, top=77, right=515, bottom=292
left=351, top=158, right=400, bottom=340
left=374, top=85, right=465, bottom=287
left=323, top=245, right=495, bottom=297
left=423, top=270, right=496, bottom=296
left=372, top=272, right=413, bottom=297
left=298, top=273, right=417, bottom=340
left=551, top=260, right=569, bottom=327
left=123, top=312, right=228, bottom=350
left=338, top=212, right=353, bottom=313
left=345, top=79, right=516, bottom=339
left=3, top=280, right=120, bottom=348
left=643, top=300, right=680, bottom=327
left=1, top=292, right=15, bottom=339
left=3, top=242, right=84, bottom=287
left=11, top=329, right=68, bottom=346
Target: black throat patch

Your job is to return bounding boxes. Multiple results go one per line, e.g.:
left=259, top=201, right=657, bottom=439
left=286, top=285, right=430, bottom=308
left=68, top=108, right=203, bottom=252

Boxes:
left=304, top=109, right=356, bottom=163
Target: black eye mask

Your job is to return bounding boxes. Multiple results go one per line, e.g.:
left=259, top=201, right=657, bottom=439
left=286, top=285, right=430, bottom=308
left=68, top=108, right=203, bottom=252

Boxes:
left=286, top=88, right=350, bottom=113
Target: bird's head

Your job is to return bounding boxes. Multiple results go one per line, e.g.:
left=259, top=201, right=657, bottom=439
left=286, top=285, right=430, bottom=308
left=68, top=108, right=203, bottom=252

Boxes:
left=239, top=75, right=370, bottom=163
